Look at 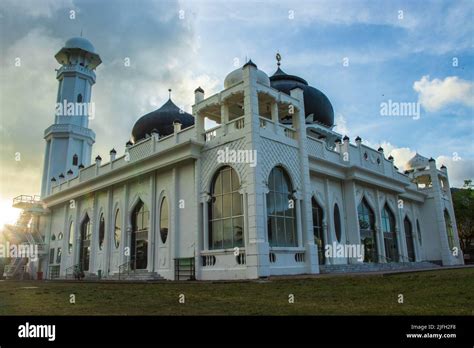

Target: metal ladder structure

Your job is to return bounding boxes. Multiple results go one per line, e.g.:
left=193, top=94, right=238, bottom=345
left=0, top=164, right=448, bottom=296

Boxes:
left=2, top=195, right=47, bottom=279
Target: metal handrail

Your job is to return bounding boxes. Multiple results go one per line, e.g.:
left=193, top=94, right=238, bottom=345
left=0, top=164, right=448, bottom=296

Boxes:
left=65, top=263, right=80, bottom=279
left=118, top=259, right=133, bottom=280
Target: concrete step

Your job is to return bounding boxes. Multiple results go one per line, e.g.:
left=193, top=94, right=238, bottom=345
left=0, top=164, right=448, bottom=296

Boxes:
left=105, top=271, right=165, bottom=281
left=320, top=261, right=440, bottom=274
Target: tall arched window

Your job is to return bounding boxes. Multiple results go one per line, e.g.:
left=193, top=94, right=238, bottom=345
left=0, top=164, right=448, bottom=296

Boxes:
left=404, top=216, right=415, bottom=261
left=131, top=200, right=149, bottom=270
left=114, top=209, right=122, bottom=249
left=312, top=198, right=325, bottom=265
left=358, top=198, right=377, bottom=262
left=160, top=197, right=169, bottom=244
left=381, top=204, right=398, bottom=262
left=334, top=203, right=342, bottom=242
left=444, top=209, right=455, bottom=251
left=209, top=166, right=243, bottom=249
left=77, top=94, right=83, bottom=103
left=79, top=214, right=91, bottom=271
left=266, top=166, right=296, bottom=247
left=98, top=213, right=105, bottom=250
left=68, top=221, right=74, bottom=254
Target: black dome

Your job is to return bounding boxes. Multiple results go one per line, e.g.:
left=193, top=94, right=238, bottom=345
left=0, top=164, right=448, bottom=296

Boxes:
left=131, top=99, right=194, bottom=143
left=270, top=68, right=334, bottom=127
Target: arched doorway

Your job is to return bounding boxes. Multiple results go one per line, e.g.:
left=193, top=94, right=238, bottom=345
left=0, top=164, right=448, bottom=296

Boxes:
left=404, top=217, right=415, bottom=261
left=357, top=198, right=378, bottom=262
left=131, top=200, right=149, bottom=270
left=311, top=198, right=325, bottom=265
left=381, top=204, right=398, bottom=262
left=79, top=214, right=91, bottom=271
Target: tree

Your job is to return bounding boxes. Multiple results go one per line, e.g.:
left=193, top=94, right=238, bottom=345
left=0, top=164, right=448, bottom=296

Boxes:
left=452, top=180, right=474, bottom=254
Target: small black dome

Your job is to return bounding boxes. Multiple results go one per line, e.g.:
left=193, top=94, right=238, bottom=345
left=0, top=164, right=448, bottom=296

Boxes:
left=270, top=68, right=334, bottom=127
left=132, top=99, right=194, bottom=143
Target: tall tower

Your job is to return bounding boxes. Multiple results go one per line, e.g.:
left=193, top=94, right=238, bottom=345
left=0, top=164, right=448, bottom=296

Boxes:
left=41, top=37, right=101, bottom=197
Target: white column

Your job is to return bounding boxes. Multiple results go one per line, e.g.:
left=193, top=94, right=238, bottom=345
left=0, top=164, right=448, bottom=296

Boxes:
left=122, top=182, right=130, bottom=266
left=149, top=174, right=156, bottom=272
left=202, top=193, right=211, bottom=251
left=104, top=189, right=113, bottom=276
left=271, top=100, right=279, bottom=133
left=374, top=190, right=386, bottom=263
left=221, top=103, right=229, bottom=135
left=295, top=196, right=303, bottom=248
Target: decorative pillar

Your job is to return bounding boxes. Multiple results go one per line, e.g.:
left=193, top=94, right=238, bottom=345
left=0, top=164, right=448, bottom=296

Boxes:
left=149, top=175, right=156, bottom=272
left=221, top=103, right=229, bottom=135
left=271, top=100, right=279, bottom=133
left=374, top=190, right=386, bottom=263
left=201, top=192, right=211, bottom=251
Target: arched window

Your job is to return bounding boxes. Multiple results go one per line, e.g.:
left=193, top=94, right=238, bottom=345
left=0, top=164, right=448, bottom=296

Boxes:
left=51, top=233, right=56, bottom=241
left=58, top=232, right=63, bottom=240
left=404, top=217, right=415, bottom=261
left=312, top=198, right=325, bottom=265
left=209, top=166, right=243, bottom=249
left=68, top=221, right=74, bottom=254
left=114, top=209, right=122, bottom=249
left=160, top=197, right=169, bottom=244
left=334, top=203, right=342, bottom=242
left=72, top=154, right=78, bottom=166
left=77, top=94, right=83, bottom=103
left=358, top=198, right=377, bottom=262
left=381, top=205, right=398, bottom=262
left=79, top=214, right=91, bottom=271
left=444, top=209, right=455, bottom=251
left=266, top=166, right=296, bottom=247
left=131, top=200, right=149, bottom=270
left=416, top=219, right=422, bottom=245
left=98, top=213, right=105, bottom=250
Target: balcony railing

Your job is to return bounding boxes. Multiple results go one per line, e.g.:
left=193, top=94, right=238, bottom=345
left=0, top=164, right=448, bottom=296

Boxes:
left=228, top=116, right=245, bottom=131
left=12, top=195, right=41, bottom=206
left=204, top=126, right=219, bottom=142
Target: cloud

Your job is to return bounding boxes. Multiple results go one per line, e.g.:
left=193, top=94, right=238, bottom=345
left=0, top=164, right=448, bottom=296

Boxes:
left=333, top=113, right=348, bottom=135
left=413, top=75, right=474, bottom=112
left=436, top=155, right=474, bottom=188
left=1, top=0, right=74, bottom=18
left=0, top=0, right=208, bottom=201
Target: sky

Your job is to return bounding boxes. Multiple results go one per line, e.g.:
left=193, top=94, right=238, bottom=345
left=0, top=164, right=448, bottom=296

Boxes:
left=0, top=0, right=473, bottom=226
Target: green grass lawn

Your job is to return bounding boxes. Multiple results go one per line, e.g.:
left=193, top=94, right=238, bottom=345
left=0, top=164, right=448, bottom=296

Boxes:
left=0, top=268, right=472, bottom=315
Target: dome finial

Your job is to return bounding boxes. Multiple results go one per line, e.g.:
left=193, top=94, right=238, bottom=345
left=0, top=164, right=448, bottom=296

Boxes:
left=276, top=52, right=281, bottom=67
left=80, top=28, right=83, bottom=37
left=168, top=88, right=172, bottom=100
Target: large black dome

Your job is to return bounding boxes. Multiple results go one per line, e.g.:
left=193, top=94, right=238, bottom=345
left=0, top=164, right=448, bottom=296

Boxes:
left=131, top=99, right=195, bottom=143
left=270, top=68, right=334, bottom=127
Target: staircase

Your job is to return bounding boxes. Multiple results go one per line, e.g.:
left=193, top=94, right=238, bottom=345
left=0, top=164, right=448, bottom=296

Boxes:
left=319, top=261, right=440, bottom=274
left=106, top=270, right=165, bottom=281
left=3, top=257, right=27, bottom=279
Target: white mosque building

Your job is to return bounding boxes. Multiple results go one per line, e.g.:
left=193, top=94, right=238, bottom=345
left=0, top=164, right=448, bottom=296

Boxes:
left=4, top=37, right=464, bottom=281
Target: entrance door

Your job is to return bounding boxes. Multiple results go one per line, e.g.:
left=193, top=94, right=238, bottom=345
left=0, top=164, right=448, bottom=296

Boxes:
left=79, top=214, right=91, bottom=271
left=131, top=201, right=149, bottom=270
left=404, top=217, right=415, bottom=261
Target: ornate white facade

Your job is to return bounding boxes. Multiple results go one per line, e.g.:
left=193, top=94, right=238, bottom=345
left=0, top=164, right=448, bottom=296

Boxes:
left=5, top=38, right=464, bottom=281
